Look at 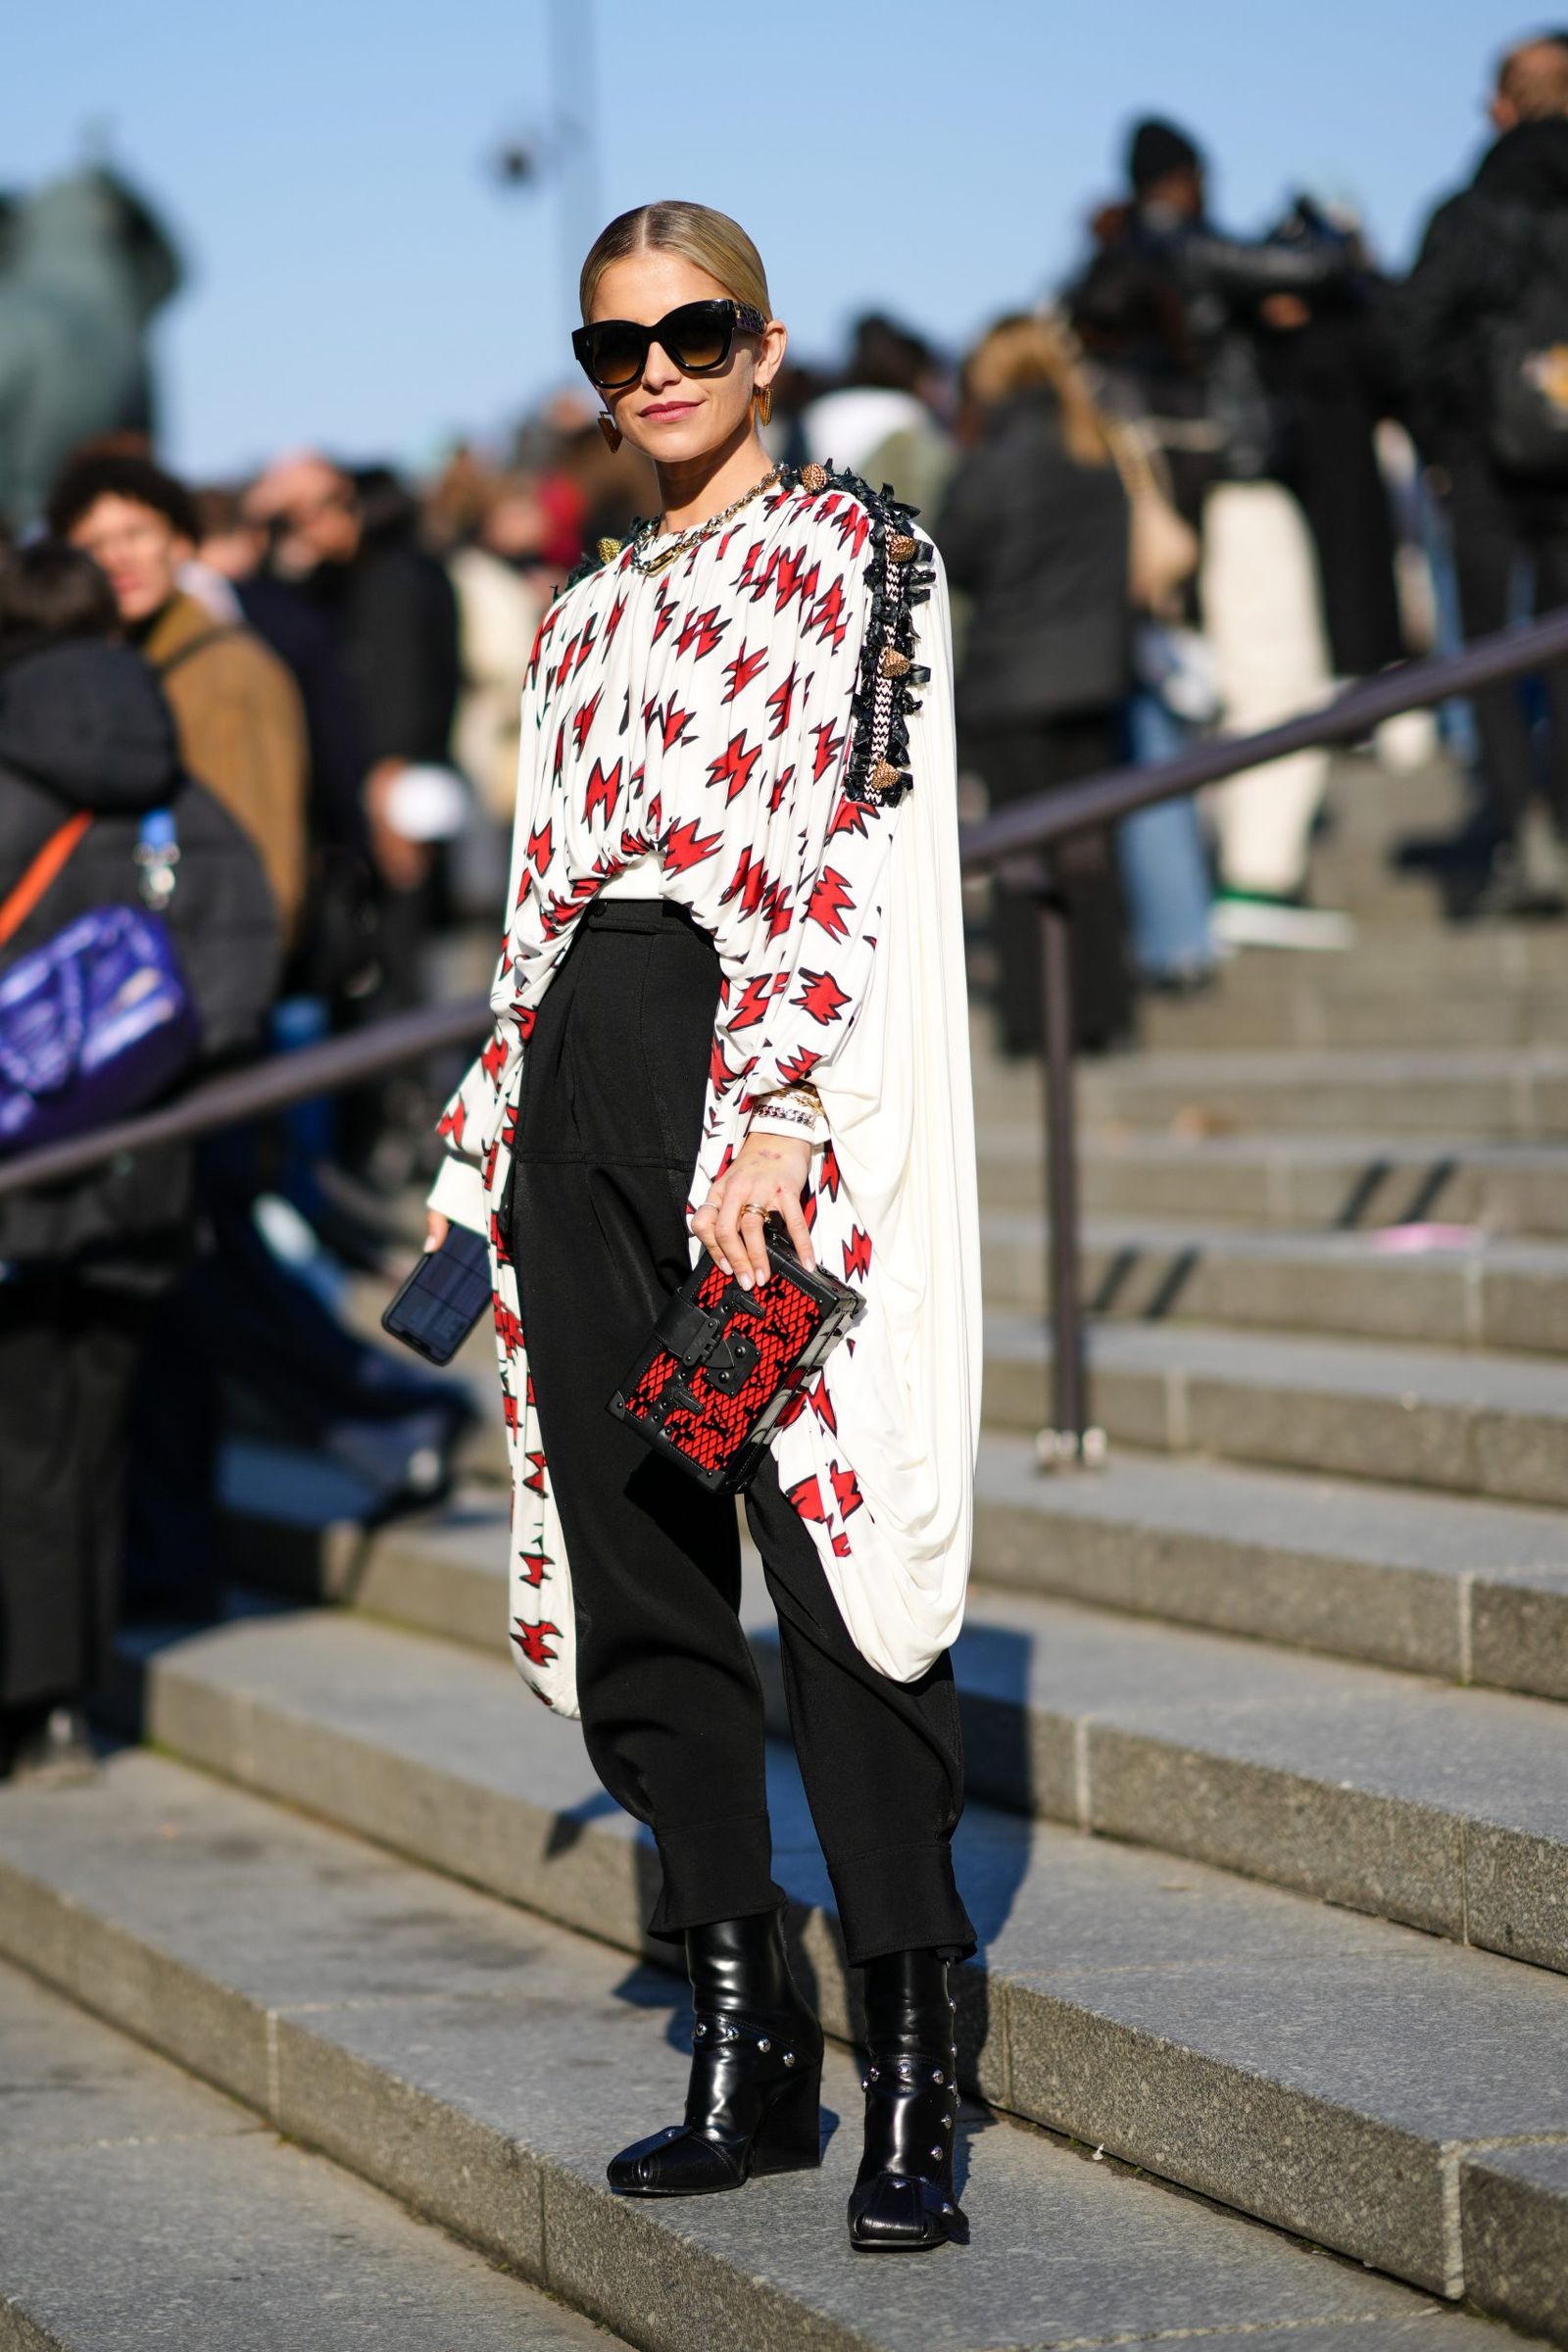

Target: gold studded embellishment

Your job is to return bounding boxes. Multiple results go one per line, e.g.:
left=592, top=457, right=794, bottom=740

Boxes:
left=808, top=464, right=931, bottom=808
left=596, top=537, right=623, bottom=564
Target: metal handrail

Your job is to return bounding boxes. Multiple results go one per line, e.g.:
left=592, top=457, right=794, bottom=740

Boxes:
left=3, top=606, right=1567, bottom=1463
left=962, top=604, right=1568, bottom=869
left=0, top=995, right=488, bottom=1200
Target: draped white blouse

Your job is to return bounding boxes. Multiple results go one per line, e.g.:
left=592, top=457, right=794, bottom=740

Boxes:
left=429, top=467, right=982, bottom=1718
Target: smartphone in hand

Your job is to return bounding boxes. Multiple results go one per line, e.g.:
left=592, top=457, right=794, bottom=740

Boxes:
left=381, top=1224, right=491, bottom=1366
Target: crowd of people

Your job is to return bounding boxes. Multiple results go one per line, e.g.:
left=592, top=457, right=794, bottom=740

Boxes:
left=2, top=25, right=1568, bottom=1779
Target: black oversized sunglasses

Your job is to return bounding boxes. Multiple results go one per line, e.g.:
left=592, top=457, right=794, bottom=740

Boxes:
left=571, top=298, right=766, bottom=392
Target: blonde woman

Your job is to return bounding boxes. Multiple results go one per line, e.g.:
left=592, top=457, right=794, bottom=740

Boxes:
left=427, top=203, right=981, bottom=2251
left=933, top=312, right=1136, bottom=1054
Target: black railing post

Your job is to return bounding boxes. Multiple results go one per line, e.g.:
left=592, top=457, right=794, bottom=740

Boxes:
left=1030, top=862, right=1103, bottom=1472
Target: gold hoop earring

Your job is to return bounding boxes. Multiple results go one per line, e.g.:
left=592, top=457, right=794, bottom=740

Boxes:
left=598, top=413, right=622, bottom=454
left=755, top=384, right=774, bottom=428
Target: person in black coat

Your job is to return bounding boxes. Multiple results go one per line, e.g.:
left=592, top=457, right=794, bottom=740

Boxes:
left=1067, top=119, right=1360, bottom=514
left=933, top=314, right=1134, bottom=1053
left=246, top=452, right=463, bottom=1177
left=245, top=454, right=460, bottom=882
left=1397, top=36, right=1568, bottom=904
left=191, top=483, right=379, bottom=1004
left=1253, top=203, right=1408, bottom=682
left=0, top=542, right=279, bottom=1782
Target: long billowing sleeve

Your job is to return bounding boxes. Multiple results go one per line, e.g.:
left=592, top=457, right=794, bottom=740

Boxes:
left=740, top=783, right=903, bottom=1106
left=783, top=555, right=983, bottom=1680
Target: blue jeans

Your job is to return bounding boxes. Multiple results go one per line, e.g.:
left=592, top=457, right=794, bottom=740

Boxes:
left=1420, top=480, right=1481, bottom=772
left=1116, top=692, right=1214, bottom=980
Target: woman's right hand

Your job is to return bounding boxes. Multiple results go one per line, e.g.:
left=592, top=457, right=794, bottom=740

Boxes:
left=425, top=1210, right=449, bottom=1253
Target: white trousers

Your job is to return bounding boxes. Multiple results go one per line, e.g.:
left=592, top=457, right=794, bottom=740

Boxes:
left=1201, top=481, right=1334, bottom=899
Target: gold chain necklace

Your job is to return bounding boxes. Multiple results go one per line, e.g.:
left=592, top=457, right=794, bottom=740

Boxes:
left=626, top=464, right=785, bottom=578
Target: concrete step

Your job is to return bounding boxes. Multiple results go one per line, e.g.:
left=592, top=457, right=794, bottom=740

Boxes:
left=983, top=1210, right=1568, bottom=1355
left=36, top=1660, right=1568, bottom=2334
left=987, top=1312, right=1568, bottom=1510
left=173, top=1532, right=1568, bottom=1979
left=1068, top=1047, right=1568, bottom=1142
left=1142, top=976, right=1568, bottom=1053
left=1, top=1752, right=1532, bottom=2350
left=0, top=1957, right=622, bottom=2352
left=978, top=1126, right=1568, bottom=1239
left=260, top=1429, right=1568, bottom=1708
left=1216, top=925, right=1568, bottom=984
left=974, top=1434, right=1568, bottom=1700
left=964, top=933, right=1568, bottom=1117
left=944, top=1586, right=1568, bottom=1972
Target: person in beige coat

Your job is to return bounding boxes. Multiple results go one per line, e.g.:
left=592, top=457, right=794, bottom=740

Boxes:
left=50, top=453, right=307, bottom=934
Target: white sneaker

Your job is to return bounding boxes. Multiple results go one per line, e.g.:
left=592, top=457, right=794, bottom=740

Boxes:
left=1210, top=894, right=1355, bottom=952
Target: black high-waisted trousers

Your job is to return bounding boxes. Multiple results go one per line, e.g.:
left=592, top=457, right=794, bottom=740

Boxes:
left=508, top=897, right=974, bottom=1966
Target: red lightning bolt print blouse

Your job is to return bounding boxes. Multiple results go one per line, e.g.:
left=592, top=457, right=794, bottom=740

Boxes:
left=429, top=467, right=982, bottom=1716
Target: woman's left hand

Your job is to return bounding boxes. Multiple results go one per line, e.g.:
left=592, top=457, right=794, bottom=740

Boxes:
left=690, top=1133, right=814, bottom=1288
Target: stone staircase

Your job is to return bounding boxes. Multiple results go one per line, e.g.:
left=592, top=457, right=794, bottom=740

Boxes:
left=0, top=1955, right=623, bottom=2351
left=5, top=748, right=1568, bottom=2349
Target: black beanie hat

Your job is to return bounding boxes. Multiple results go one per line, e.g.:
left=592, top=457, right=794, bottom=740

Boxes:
left=1128, top=117, right=1202, bottom=194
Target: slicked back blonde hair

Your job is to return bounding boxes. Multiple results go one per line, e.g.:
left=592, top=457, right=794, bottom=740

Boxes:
left=579, top=201, right=771, bottom=321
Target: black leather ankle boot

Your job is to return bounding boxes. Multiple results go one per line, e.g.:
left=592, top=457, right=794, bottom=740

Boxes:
left=608, top=1911, right=823, bottom=2196
left=847, top=1947, right=965, bottom=2251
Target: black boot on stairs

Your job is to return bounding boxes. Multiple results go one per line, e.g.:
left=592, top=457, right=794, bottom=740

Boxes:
left=848, top=1947, right=965, bottom=2251
left=608, top=1911, right=823, bottom=2196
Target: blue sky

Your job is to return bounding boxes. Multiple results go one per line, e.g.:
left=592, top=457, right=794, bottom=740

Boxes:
left=6, top=0, right=1524, bottom=479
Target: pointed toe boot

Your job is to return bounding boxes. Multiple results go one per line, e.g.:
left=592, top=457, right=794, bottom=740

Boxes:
left=608, top=1910, right=823, bottom=2198
left=848, top=1948, right=966, bottom=2252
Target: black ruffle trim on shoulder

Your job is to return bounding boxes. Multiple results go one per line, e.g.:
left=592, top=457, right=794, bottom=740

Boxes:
left=562, top=550, right=602, bottom=594
left=785, top=463, right=935, bottom=807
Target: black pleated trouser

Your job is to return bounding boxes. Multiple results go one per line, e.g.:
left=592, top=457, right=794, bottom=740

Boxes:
left=507, top=897, right=974, bottom=1966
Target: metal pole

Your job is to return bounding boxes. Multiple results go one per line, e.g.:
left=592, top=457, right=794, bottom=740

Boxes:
left=574, top=0, right=602, bottom=233
left=548, top=0, right=600, bottom=338
left=1036, top=873, right=1102, bottom=1470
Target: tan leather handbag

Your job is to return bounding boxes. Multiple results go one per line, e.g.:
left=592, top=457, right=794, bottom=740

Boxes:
left=1106, top=421, right=1200, bottom=617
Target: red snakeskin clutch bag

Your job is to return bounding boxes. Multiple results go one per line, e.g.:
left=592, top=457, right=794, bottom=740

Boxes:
left=609, top=1219, right=865, bottom=1494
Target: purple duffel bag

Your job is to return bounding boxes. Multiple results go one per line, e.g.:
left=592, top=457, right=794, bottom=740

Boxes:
left=0, top=900, right=200, bottom=1157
